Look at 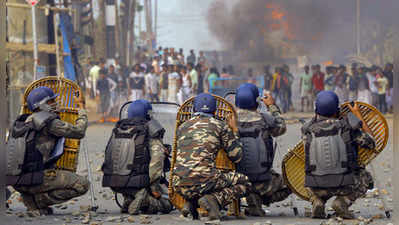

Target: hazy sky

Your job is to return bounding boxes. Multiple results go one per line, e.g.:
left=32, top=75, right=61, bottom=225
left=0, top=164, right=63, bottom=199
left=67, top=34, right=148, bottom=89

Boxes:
left=156, top=0, right=221, bottom=52
left=93, top=0, right=222, bottom=53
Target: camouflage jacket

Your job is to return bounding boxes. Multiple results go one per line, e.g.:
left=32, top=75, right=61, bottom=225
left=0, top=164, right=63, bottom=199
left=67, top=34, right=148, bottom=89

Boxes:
left=236, top=104, right=286, bottom=137
left=27, top=109, right=88, bottom=163
left=173, top=115, right=243, bottom=186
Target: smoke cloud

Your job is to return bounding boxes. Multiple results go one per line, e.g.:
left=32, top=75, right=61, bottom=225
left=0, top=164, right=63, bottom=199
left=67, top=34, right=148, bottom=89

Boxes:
left=207, top=0, right=399, bottom=65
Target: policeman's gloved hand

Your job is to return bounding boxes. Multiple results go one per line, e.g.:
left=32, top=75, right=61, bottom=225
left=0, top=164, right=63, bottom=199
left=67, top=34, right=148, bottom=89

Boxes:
left=227, top=113, right=238, bottom=134
left=348, top=102, right=362, bottom=119
left=150, top=184, right=163, bottom=199
left=74, top=96, right=86, bottom=109
left=163, top=144, right=172, bottom=156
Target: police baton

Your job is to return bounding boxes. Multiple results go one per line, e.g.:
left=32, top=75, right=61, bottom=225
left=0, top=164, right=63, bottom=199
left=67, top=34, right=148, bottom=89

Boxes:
left=275, top=136, right=298, bottom=216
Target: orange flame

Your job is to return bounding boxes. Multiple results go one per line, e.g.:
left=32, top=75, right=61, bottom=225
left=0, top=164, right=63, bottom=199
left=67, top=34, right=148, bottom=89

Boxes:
left=263, top=3, right=295, bottom=40
left=272, top=10, right=285, bottom=20
left=322, top=60, right=334, bottom=66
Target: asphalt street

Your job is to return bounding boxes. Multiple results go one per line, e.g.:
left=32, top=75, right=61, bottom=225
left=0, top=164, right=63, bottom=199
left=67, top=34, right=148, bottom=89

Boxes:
left=5, top=120, right=394, bottom=225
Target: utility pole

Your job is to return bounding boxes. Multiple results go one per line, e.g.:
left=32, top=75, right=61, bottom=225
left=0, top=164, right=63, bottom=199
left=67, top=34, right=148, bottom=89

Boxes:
left=115, top=0, right=120, bottom=59
left=89, top=0, right=96, bottom=58
left=97, top=0, right=107, bottom=60
left=127, top=0, right=137, bottom=65
left=138, top=0, right=142, bottom=45
left=356, top=0, right=360, bottom=56
left=144, top=0, right=148, bottom=50
left=105, top=0, right=116, bottom=61
left=144, top=0, right=153, bottom=54
left=32, top=4, right=38, bottom=80
left=154, top=0, right=157, bottom=46
left=0, top=0, right=7, bottom=215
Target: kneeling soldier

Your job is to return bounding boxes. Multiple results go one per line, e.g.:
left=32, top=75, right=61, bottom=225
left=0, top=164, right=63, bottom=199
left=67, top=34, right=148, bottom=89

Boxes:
left=102, top=100, right=172, bottom=215
left=7, top=86, right=89, bottom=216
left=172, top=93, right=251, bottom=220
left=303, top=91, right=375, bottom=219
left=235, top=83, right=291, bottom=216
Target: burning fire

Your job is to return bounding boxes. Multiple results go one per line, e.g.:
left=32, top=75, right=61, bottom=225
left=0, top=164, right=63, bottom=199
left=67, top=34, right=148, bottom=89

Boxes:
left=264, top=3, right=295, bottom=40
left=322, top=60, right=334, bottom=66
left=272, top=10, right=285, bottom=20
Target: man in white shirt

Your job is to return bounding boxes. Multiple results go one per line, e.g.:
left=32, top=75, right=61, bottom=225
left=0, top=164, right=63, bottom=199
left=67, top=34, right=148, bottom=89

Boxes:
left=159, top=64, right=169, bottom=102
left=128, top=64, right=146, bottom=101
left=89, top=61, right=101, bottom=98
left=366, top=66, right=379, bottom=107
left=145, top=66, right=160, bottom=102
left=168, top=64, right=181, bottom=103
left=188, top=63, right=198, bottom=95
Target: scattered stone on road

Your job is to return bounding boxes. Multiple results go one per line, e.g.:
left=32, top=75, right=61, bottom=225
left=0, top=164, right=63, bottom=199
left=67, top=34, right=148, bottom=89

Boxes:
left=127, top=215, right=135, bottom=223
left=204, top=219, right=221, bottom=225
left=140, top=215, right=152, bottom=224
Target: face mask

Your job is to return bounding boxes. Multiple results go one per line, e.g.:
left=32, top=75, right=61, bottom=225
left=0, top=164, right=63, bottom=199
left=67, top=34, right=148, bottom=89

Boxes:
left=36, top=97, right=60, bottom=113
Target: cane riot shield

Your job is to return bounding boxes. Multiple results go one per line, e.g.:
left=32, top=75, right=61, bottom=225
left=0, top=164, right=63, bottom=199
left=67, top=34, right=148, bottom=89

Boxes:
left=282, top=102, right=389, bottom=201
left=22, top=77, right=84, bottom=172
left=119, top=102, right=179, bottom=146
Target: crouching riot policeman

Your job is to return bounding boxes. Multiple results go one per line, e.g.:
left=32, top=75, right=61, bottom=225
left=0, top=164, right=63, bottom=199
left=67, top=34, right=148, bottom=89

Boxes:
left=303, top=91, right=375, bottom=219
left=102, top=100, right=172, bottom=215
left=6, top=86, right=89, bottom=216
left=172, top=93, right=251, bottom=221
left=235, top=83, right=291, bottom=216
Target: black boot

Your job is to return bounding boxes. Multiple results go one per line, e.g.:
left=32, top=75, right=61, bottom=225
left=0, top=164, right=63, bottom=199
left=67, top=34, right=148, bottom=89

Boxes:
left=181, top=201, right=193, bottom=217
left=245, top=193, right=265, bottom=217
left=198, top=195, right=221, bottom=220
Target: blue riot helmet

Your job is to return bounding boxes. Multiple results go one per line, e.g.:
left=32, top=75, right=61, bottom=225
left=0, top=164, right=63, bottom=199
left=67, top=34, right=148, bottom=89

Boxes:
left=127, top=100, right=150, bottom=119
left=27, top=86, right=59, bottom=112
left=194, top=93, right=217, bottom=114
left=237, top=83, right=259, bottom=99
left=137, top=99, right=153, bottom=120
left=315, top=91, right=340, bottom=117
left=137, top=99, right=153, bottom=111
left=235, top=83, right=259, bottom=109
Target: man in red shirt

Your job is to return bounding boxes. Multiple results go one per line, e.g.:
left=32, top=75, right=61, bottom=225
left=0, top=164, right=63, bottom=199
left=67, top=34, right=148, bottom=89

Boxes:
left=312, top=64, right=325, bottom=95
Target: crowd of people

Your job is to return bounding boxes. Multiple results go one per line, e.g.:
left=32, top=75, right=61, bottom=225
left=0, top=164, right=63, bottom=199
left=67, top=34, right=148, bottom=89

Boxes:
left=294, top=63, right=394, bottom=114
left=262, top=62, right=394, bottom=114
left=83, top=46, right=394, bottom=122
left=85, top=47, right=219, bottom=121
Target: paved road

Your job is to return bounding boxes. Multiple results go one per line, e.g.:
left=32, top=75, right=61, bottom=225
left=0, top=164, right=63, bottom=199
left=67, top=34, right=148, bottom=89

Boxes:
left=5, top=120, right=394, bottom=225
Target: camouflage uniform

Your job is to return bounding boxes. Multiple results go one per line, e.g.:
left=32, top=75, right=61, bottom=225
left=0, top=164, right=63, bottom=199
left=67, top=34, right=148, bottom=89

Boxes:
left=14, top=109, right=89, bottom=213
left=172, top=115, right=251, bottom=208
left=302, top=115, right=375, bottom=218
left=113, top=138, right=172, bottom=214
left=236, top=105, right=291, bottom=207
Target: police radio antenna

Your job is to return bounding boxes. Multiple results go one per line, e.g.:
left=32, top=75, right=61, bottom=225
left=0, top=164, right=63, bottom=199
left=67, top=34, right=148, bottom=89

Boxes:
left=369, top=162, right=391, bottom=218
left=82, top=137, right=98, bottom=212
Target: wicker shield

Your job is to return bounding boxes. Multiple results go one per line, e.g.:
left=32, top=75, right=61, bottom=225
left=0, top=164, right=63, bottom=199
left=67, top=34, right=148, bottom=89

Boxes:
left=282, top=102, right=389, bottom=201
left=22, top=77, right=84, bottom=172
left=168, top=95, right=240, bottom=216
